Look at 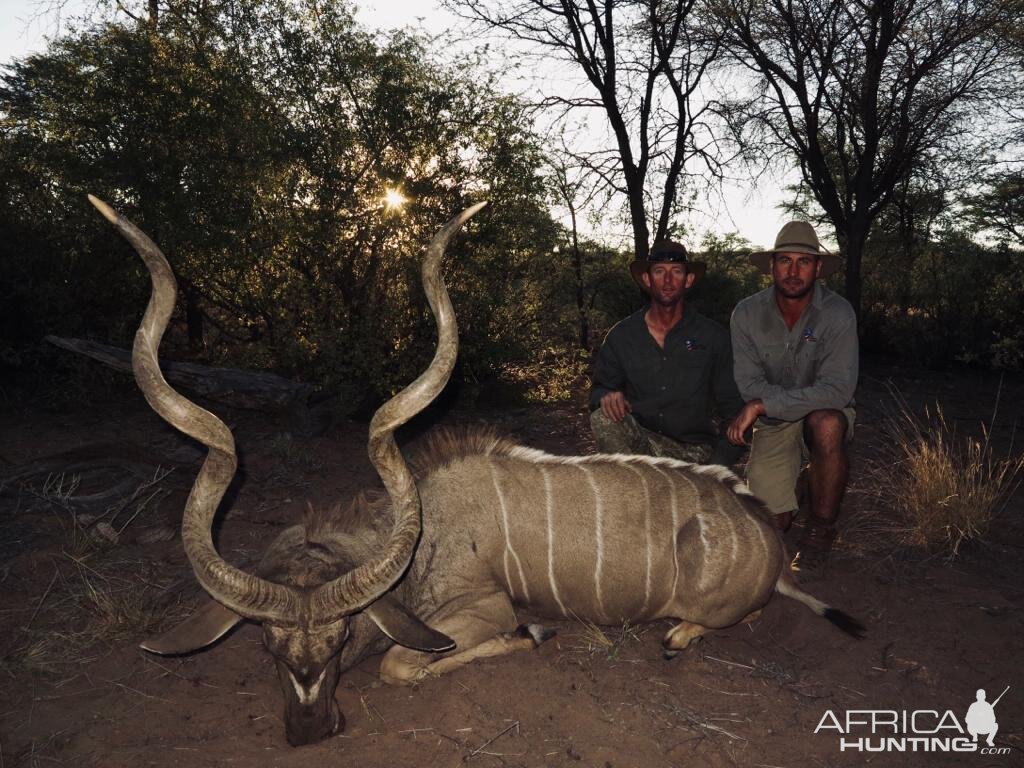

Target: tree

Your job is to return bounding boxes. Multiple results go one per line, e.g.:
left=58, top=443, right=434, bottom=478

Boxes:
left=0, top=0, right=559, bottom=399
left=711, top=0, right=1015, bottom=318
left=964, top=171, right=1024, bottom=248
left=545, top=152, right=608, bottom=349
left=448, top=0, right=730, bottom=259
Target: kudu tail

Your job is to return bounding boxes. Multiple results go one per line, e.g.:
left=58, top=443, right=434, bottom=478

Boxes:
left=775, top=569, right=866, bottom=639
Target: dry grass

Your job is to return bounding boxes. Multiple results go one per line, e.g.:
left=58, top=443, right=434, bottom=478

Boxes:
left=267, top=432, right=324, bottom=471
left=568, top=617, right=647, bottom=660
left=853, top=390, right=1024, bottom=558
left=14, top=466, right=173, bottom=555
left=0, top=460, right=187, bottom=679
left=2, top=553, right=189, bottom=677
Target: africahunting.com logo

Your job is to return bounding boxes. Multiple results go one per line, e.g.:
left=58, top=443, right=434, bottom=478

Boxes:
left=814, top=686, right=1011, bottom=754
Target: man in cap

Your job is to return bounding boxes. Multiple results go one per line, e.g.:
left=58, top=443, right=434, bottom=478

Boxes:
left=727, top=221, right=858, bottom=566
left=590, top=240, right=743, bottom=466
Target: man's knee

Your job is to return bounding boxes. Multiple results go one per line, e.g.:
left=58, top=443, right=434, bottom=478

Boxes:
left=590, top=408, right=624, bottom=436
left=591, top=409, right=639, bottom=454
left=747, top=447, right=801, bottom=515
left=802, top=409, right=847, bottom=449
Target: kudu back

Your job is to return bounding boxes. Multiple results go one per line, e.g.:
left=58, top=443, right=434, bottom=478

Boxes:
left=90, top=195, right=862, bottom=747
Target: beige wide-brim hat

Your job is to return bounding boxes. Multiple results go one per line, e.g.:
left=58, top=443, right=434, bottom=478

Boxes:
left=748, top=221, right=841, bottom=278
left=628, top=240, right=706, bottom=291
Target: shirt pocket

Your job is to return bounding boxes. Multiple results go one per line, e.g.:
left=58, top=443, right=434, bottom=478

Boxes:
left=624, top=358, right=666, bottom=402
left=796, top=338, right=825, bottom=386
left=667, top=350, right=711, bottom=401
left=757, top=342, right=788, bottom=384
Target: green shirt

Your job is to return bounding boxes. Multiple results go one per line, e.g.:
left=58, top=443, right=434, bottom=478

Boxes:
left=730, top=284, right=858, bottom=423
left=589, top=306, right=743, bottom=463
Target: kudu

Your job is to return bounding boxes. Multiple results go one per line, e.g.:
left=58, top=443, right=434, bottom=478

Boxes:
left=89, top=194, right=863, bottom=747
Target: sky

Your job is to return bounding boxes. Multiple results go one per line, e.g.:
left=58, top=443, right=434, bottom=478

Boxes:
left=0, top=0, right=796, bottom=250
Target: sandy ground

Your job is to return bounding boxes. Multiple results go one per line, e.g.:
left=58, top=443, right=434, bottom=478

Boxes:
left=1, top=362, right=1022, bottom=767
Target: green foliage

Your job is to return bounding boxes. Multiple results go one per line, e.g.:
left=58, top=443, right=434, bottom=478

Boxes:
left=688, top=232, right=767, bottom=328
left=860, top=226, right=1024, bottom=369
left=963, top=170, right=1024, bottom=249
left=1, top=0, right=1021, bottom=411
left=0, top=0, right=558, bottom=401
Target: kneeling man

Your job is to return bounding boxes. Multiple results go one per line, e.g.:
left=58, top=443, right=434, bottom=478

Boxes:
left=728, top=222, right=858, bottom=566
left=590, top=241, right=742, bottom=467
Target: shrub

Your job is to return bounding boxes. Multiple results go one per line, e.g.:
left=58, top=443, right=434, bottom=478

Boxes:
left=856, top=394, right=1024, bottom=557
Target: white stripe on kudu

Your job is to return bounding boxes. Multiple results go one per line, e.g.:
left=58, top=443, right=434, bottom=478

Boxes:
left=489, top=463, right=529, bottom=603
left=541, top=467, right=567, bottom=616
left=625, top=462, right=653, bottom=616
left=579, top=464, right=608, bottom=621
left=726, top=507, right=739, bottom=570
left=652, top=465, right=680, bottom=591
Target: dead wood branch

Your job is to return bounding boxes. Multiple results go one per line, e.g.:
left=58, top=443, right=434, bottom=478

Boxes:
left=45, top=336, right=347, bottom=434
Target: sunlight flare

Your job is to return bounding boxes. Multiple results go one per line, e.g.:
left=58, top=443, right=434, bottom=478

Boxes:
left=383, top=188, right=408, bottom=210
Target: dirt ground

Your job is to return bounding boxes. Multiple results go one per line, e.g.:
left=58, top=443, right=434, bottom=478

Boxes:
left=1, top=362, right=1023, bottom=768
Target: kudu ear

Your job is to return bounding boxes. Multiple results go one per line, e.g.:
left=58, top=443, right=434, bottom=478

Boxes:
left=141, top=599, right=244, bottom=655
left=364, top=594, right=456, bottom=653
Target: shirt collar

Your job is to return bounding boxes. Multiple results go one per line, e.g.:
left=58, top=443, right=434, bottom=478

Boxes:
left=811, top=281, right=827, bottom=308
left=633, top=303, right=695, bottom=331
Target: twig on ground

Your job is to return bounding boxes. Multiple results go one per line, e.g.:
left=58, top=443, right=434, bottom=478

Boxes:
left=360, top=695, right=386, bottom=725
left=397, top=727, right=434, bottom=739
left=695, top=682, right=762, bottom=697
left=703, top=655, right=754, bottom=671
left=466, top=720, right=520, bottom=759
left=102, top=678, right=171, bottom=703
left=661, top=700, right=746, bottom=742
left=26, top=569, right=60, bottom=631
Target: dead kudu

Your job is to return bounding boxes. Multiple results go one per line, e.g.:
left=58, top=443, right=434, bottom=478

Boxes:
left=89, top=195, right=863, bottom=747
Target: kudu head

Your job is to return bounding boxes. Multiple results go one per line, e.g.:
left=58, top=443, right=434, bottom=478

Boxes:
left=89, top=194, right=487, bottom=745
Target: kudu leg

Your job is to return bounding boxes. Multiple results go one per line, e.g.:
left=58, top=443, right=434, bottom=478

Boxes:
left=662, top=607, right=764, bottom=660
left=379, top=591, right=551, bottom=685
left=662, top=620, right=710, bottom=656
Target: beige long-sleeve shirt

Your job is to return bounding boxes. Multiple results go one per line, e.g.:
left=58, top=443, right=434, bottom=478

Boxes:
left=730, top=284, right=858, bottom=423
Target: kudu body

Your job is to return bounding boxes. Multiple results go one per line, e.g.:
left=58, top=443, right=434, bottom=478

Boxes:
left=90, top=195, right=862, bottom=747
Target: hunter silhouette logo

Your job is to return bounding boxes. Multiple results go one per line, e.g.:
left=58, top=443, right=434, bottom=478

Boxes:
left=814, top=686, right=1011, bottom=755
left=966, top=687, right=1007, bottom=748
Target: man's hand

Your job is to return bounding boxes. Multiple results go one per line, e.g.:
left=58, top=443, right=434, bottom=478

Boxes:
left=727, top=399, right=765, bottom=445
left=600, top=391, right=632, bottom=423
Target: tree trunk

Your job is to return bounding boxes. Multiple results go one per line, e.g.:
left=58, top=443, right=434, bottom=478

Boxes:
left=569, top=208, right=590, bottom=350
left=841, top=223, right=867, bottom=322
left=626, top=172, right=650, bottom=261
left=44, top=336, right=352, bottom=435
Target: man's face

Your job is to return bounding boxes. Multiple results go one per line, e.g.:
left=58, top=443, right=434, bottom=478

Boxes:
left=642, top=262, right=694, bottom=307
left=772, top=252, right=821, bottom=299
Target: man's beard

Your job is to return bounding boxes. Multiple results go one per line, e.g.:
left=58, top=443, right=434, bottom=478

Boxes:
left=651, top=290, right=683, bottom=307
left=776, top=279, right=814, bottom=299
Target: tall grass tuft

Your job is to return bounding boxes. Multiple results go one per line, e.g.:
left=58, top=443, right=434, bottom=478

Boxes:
left=855, top=391, right=1024, bottom=558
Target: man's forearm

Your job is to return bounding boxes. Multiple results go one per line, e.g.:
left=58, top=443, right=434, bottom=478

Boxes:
left=589, top=384, right=615, bottom=411
left=761, top=380, right=854, bottom=421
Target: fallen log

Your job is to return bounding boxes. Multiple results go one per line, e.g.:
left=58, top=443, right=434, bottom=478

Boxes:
left=45, top=336, right=345, bottom=435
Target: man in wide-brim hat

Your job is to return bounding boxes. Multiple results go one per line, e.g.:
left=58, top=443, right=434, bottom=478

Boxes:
left=726, top=221, right=858, bottom=568
left=589, top=240, right=743, bottom=466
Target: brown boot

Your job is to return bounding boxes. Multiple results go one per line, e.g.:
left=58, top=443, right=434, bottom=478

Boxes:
left=796, top=519, right=835, bottom=571
left=770, top=510, right=794, bottom=532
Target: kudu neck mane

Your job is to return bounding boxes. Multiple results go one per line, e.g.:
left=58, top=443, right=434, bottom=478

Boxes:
left=295, top=425, right=770, bottom=550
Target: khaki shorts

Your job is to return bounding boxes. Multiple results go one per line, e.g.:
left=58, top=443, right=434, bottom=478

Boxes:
left=746, top=408, right=855, bottom=515
left=590, top=410, right=713, bottom=464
